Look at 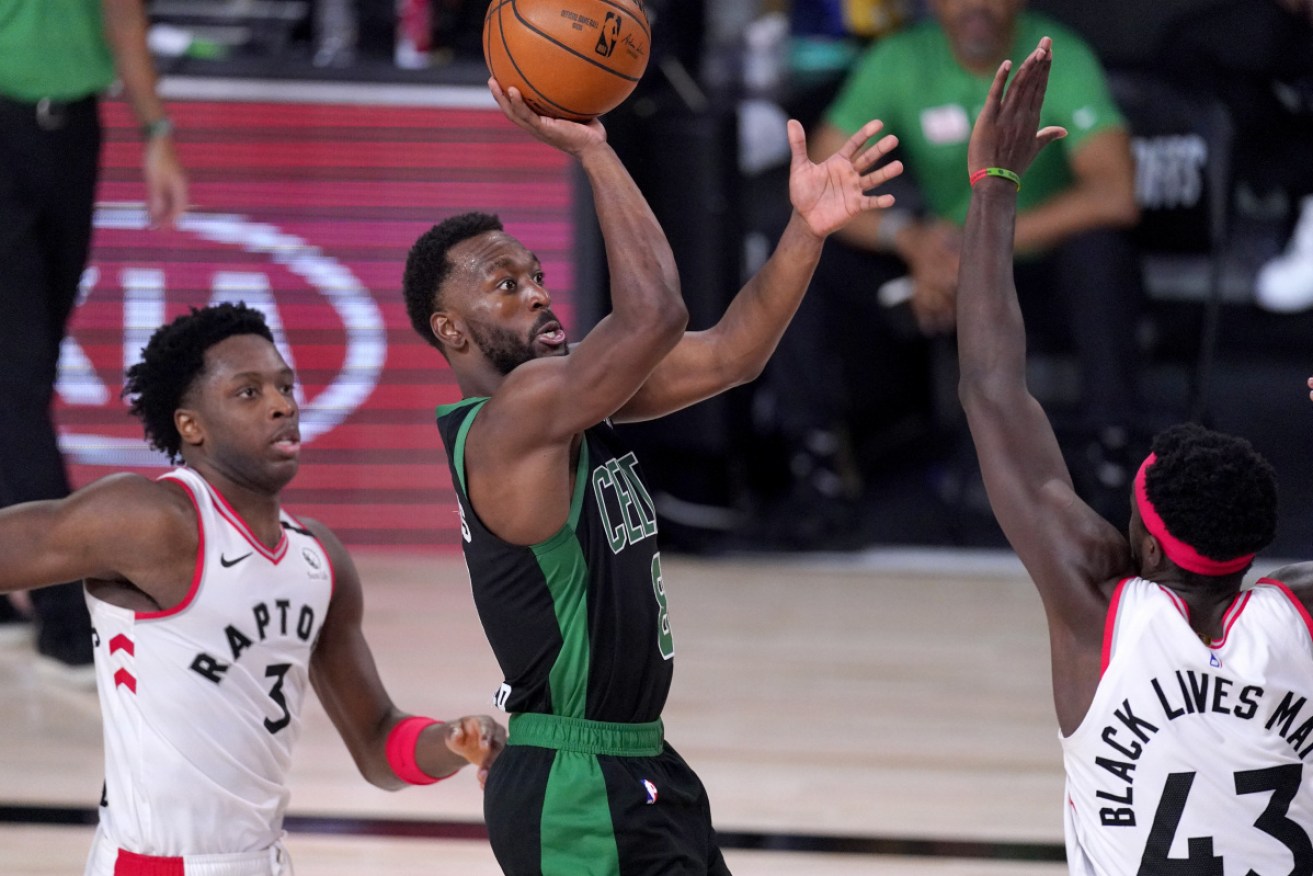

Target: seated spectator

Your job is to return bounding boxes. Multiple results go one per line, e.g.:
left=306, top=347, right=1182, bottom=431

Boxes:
left=759, top=0, right=1144, bottom=545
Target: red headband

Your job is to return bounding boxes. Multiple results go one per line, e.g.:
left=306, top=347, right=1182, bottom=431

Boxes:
left=1134, top=453, right=1255, bottom=576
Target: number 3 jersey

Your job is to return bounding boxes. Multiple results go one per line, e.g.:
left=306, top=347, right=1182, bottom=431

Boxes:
left=437, top=398, right=674, bottom=724
left=85, top=466, right=334, bottom=857
left=1062, top=575, right=1313, bottom=875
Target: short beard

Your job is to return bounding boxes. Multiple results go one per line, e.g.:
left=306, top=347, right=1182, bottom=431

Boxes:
left=467, top=320, right=538, bottom=376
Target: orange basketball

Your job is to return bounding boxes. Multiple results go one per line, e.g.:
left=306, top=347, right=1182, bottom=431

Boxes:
left=483, top=0, right=650, bottom=123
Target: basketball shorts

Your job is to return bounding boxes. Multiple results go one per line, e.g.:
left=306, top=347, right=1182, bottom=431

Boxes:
left=485, top=713, right=731, bottom=876
left=84, top=824, right=293, bottom=876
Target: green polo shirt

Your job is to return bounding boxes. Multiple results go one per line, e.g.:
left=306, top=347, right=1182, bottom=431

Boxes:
left=826, top=11, right=1125, bottom=226
left=0, top=0, right=115, bottom=102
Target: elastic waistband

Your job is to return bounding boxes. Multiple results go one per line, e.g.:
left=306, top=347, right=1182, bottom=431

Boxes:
left=508, top=713, right=664, bottom=757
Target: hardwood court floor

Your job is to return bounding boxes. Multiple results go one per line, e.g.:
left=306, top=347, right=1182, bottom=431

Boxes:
left=1, top=549, right=1071, bottom=875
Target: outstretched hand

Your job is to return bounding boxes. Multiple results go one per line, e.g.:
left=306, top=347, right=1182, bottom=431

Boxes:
left=788, top=118, right=903, bottom=238
left=488, top=77, right=607, bottom=156
left=445, top=714, right=507, bottom=789
left=966, top=36, right=1067, bottom=180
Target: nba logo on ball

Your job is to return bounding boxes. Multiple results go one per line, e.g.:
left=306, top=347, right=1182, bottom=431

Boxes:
left=483, top=0, right=650, bottom=122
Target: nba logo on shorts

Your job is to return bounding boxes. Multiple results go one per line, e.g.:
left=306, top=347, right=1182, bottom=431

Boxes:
left=642, top=779, right=658, bottom=804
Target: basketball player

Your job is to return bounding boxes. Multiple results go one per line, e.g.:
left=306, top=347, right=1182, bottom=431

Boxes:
left=401, top=78, right=902, bottom=875
left=0, top=303, right=505, bottom=875
left=958, top=38, right=1313, bottom=872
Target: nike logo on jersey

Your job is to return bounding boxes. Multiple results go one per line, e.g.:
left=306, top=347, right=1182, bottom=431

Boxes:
left=220, top=552, right=253, bottom=567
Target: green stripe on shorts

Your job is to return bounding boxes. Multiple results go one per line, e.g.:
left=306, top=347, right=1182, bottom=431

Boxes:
left=540, top=750, right=621, bottom=875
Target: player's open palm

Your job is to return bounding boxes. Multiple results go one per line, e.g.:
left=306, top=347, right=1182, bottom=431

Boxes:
left=967, top=36, right=1067, bottom=179
left=788, top=118, right=902, bottom=238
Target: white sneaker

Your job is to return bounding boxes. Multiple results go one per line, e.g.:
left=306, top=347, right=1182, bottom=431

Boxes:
left=1256, top=195, right=1313, bottom=313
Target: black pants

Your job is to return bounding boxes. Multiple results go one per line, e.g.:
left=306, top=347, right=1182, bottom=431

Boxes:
left=0, top=94, right=102, bottom=647
left=485, top=742, right=730, bottom=876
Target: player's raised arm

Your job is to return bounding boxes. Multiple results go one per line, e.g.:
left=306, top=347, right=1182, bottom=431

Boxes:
left=955, top=40, right=1128, bottom=627
left=616, top=118, right=903, bottom=422
left=481, top=80, right=686, bottom=439
left=401, top=83, right=687, bottom=545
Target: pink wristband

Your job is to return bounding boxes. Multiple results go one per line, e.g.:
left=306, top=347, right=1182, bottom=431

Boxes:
left=386, top=716, right=447, bottom=785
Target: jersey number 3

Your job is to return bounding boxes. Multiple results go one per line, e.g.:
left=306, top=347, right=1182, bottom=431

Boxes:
left=1139, top=765, right=1312, bottom=874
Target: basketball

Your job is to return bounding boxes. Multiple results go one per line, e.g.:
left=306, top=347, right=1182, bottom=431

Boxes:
left=483, top=0, right=651, bottom=123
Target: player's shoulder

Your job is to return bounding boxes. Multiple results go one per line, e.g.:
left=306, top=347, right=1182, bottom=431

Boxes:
left=81, top=471, right=190, bottom=509
left=1255, top=563, right=1313, bottom=617
left=69, top=472, right=198, bottom=541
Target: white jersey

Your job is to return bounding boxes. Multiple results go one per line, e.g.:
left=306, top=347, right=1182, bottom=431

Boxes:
left=1062, top=575, right=1313, bottom=875
left=87, top=467, right=334, bottom=858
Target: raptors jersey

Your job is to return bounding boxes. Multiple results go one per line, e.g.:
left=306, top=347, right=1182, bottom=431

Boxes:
left=86, top=466, right=334, bottom=857
left=1062, top=576, right=1313, bottom=875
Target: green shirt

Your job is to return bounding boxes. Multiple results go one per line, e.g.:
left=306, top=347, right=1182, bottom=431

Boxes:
left=827, top=11, right=1124, bottom=226
left=0, top=0, right=115, bottom=102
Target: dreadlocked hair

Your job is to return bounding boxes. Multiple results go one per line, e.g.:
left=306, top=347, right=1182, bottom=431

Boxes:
left=402, top=211, right=504, bottom=354
left=123, top=303, right=275, bottom=462
left=1144, top=423, right=1278, bottom=575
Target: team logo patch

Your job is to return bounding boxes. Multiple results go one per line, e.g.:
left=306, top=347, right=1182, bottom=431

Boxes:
left=302, top=547, right=329, bottom=579
left=642, top=779, right=658, bottom=805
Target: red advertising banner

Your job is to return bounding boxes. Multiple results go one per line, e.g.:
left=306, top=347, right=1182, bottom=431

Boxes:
left=57, top=89, right=574, bottom=550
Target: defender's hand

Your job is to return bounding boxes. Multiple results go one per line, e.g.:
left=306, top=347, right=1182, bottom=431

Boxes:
left=445, top=714, right=507, bottom=789
left=966, top=36, right=1067, bottom=181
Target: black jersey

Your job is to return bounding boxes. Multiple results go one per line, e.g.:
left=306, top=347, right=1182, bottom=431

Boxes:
left=437, top=398, right=675, bottom=723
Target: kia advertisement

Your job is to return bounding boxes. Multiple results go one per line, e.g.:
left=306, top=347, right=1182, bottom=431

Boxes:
left=57, top=90, right=574, bottom=549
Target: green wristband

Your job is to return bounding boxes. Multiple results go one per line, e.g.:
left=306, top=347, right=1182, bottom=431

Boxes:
left=141, top=117, right=174, bottom=140
left=970, top=166, right=1021, bottom=190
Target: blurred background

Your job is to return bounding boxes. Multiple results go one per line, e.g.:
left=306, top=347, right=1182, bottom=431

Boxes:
left=62, top=0, right=1313, bottom=558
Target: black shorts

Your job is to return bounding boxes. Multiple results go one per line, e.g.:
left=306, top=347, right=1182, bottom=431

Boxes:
left=484, top=714, right=730, bottom=876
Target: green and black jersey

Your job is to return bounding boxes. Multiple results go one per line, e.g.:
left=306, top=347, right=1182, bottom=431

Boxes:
left=437, top=398, right=675, bottom=724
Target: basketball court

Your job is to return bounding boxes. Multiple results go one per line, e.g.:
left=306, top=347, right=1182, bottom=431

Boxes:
left=2, top=548, right=1074, bottom=874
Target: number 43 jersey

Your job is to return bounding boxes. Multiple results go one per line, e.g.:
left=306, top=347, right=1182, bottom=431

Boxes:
left=1062, top=576, right=1313, bottom=875
left=86, top=466, right=333, bottom=857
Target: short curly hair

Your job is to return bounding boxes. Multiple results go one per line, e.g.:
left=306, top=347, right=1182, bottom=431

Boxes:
left=402, top=211, right=504, bottom=355
left=123, top=303, right=275, bottom=462
left=1144, top=423, right=1278, bottom=573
